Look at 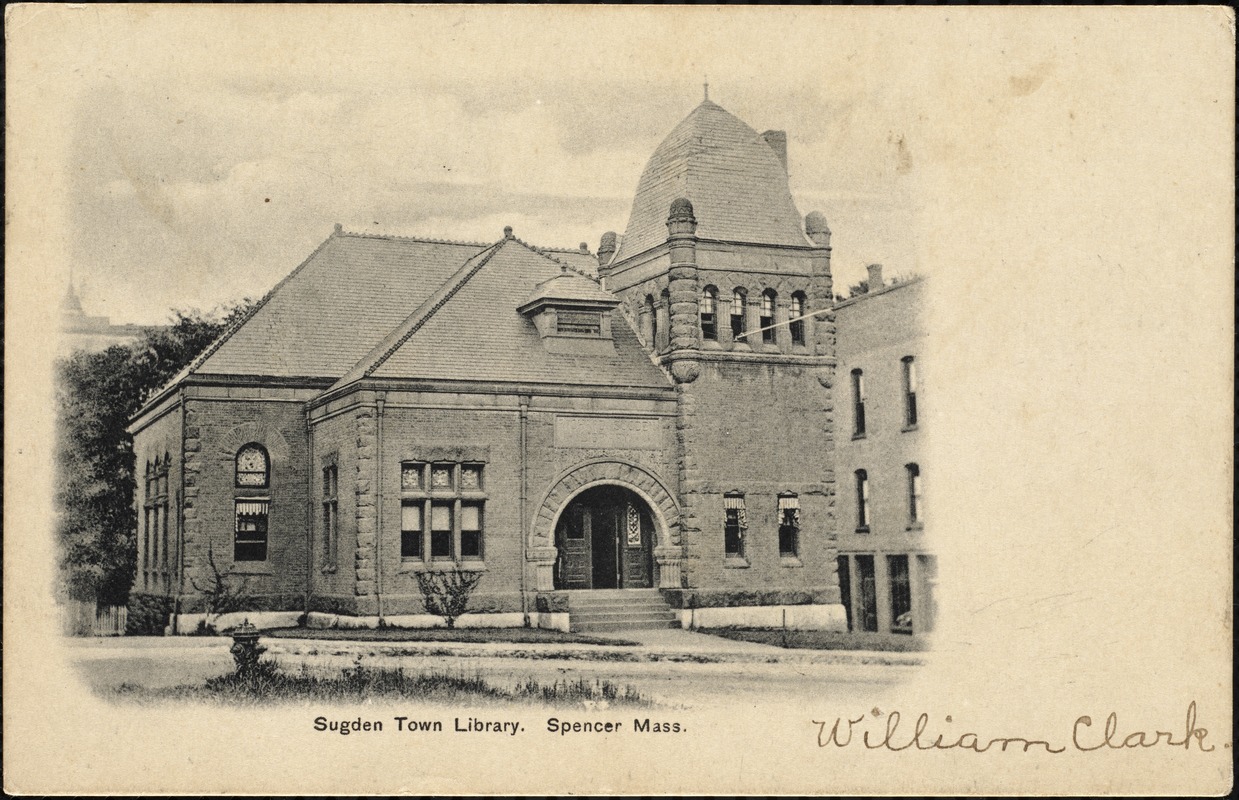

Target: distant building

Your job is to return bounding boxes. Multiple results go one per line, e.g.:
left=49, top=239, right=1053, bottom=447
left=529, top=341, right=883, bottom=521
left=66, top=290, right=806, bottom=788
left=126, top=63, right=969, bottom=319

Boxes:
left=59, top=283, right=147, bottom=356
left=834, top=269, right=934, bottom=636
left=127, top=96, right=933, bottom=637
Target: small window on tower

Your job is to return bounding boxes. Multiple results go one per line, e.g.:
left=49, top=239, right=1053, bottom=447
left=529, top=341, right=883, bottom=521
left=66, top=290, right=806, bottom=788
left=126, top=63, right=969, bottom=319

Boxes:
left=731, top=289, right=747, bottom=341
left=760, top=290, right=777, bottom=344
left=700, top=286, right=718, bottom=341
left=790, top=292, right=806, bottom=346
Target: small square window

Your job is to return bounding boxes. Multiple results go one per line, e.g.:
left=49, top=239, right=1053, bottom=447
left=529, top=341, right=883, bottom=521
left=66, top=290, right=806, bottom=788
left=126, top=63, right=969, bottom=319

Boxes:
left=461, top=465, right=482, bottom=491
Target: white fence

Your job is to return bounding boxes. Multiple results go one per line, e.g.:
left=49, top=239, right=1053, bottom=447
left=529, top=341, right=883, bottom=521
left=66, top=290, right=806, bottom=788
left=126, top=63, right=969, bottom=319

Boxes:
left=62, top=601, right=128, bottom=636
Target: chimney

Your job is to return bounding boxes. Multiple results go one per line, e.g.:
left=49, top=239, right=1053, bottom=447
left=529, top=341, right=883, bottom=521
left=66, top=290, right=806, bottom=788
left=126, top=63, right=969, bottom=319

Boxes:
left=866, top=263, right=884, bottom=290
left=762, top=130, right=788, bottom=172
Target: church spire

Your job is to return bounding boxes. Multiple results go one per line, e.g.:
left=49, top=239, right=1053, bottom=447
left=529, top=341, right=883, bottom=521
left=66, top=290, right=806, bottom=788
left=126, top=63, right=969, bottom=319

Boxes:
left=703, top=76, right=709, bottom=102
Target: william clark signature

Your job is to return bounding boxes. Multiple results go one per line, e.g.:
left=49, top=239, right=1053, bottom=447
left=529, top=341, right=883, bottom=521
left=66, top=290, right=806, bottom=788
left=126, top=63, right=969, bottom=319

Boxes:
left=814, top=701, right=1219, bottom=754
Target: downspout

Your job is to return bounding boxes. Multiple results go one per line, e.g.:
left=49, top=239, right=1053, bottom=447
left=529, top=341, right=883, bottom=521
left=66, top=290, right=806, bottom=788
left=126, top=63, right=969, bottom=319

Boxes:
left=374, top=392, right=386, bottom=621
left=519, top=394, right=530, bottom=626
left=304, top=407, right=314, bottom=620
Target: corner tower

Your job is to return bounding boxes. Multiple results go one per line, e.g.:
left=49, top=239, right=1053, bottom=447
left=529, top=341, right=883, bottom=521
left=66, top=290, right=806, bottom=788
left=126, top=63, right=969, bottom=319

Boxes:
left=599, top=98, right=845, bottom=629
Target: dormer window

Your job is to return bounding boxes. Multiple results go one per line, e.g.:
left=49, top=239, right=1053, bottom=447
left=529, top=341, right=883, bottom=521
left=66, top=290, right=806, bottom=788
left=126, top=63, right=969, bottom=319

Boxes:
left=557, top=310, right=602, bottom=335
left=518, top=267, right=620, bottom=355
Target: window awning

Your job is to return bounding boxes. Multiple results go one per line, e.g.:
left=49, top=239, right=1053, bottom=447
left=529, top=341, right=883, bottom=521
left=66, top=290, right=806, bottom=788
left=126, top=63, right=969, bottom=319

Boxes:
left=235, top=499, right=269, bottom=516
left=723, top=496, right=746, bottom=509
left=778, top=495, right=800, bottom=510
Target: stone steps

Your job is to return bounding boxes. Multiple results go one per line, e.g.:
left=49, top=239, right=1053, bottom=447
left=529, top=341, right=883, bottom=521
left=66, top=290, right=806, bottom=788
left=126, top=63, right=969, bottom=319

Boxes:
left=568, top=590, right=679, bottom=632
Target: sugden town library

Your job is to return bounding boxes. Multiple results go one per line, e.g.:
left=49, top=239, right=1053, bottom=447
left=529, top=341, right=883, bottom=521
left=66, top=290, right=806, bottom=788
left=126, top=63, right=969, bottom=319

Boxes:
left=128, top=95, right=935, bottom=636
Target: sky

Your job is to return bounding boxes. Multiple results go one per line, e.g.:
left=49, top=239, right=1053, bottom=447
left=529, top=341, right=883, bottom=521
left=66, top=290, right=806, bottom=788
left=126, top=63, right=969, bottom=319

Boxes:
left=55, top=7, right=926, bottom=324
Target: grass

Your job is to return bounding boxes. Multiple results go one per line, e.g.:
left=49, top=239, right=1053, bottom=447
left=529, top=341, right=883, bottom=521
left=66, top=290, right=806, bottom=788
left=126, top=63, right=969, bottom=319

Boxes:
left=704, top=628, right=931, bottom=652
left=262, top=626, right=639, bottom=647
left=111, top=658, right=651, bottom=707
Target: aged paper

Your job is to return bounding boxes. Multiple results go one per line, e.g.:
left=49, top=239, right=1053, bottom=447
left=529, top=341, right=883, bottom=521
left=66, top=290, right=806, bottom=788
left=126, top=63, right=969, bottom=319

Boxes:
left=4, top=5, right=1233, bottom=795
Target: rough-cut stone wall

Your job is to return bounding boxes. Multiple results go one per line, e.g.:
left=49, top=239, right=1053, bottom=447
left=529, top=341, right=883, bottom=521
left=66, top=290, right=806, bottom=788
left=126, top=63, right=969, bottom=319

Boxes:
left=178, top=397, right=308, bottom=613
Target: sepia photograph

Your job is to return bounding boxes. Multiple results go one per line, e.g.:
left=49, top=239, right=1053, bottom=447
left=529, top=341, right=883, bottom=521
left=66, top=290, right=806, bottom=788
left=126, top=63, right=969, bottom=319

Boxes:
left=4, top=5, right=1233, bottom=795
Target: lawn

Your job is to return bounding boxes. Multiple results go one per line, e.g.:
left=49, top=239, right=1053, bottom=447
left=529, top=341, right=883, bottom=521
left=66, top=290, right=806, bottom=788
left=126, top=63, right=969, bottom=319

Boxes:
left=262, top=626, right=639, bottom=647
left=704, top=628, right=930, bottom=652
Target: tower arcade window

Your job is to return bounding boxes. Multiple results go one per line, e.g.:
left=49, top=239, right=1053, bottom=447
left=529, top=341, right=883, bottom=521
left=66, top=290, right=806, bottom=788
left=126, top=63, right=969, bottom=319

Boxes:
left=731, top=289, right=746, bottom=341
left=855, top=469, right=870, bottom=532
left=700, top=286, right=718, bottom=341
left=760, top=290, right=777, bottom=344
left=851, top=369, right=866, bottom=437
left=902, top=356, right=918, bottom=427
left=723, top=493, right=747, bottom=558
left=645, top=295, right=657, bottom=347
left=789, top=292, right=806, bottom=345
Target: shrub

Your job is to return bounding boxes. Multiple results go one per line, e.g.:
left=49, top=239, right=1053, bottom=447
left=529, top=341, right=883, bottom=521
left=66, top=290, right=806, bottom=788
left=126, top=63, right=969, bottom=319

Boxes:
left=125, top=593, right=173, bottom=635
left=189, top=545, right=254, bottom=631
left=414, top=569, right=484, bottom=629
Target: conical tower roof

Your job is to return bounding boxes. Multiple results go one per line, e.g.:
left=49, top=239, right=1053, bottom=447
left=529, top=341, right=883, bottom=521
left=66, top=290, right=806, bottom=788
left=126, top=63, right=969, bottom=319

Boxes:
left=613, top=100, right=810, bottom=262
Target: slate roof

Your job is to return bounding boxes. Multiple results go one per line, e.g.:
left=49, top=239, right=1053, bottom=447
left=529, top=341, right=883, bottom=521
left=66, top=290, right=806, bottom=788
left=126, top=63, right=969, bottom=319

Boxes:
left=189, top=232, right=488, bottom=379
left=613, top=100, right=812, bottom=262
left=338, top=238, right=670, bottom=390
left=519, top=269, right=620, bottom=310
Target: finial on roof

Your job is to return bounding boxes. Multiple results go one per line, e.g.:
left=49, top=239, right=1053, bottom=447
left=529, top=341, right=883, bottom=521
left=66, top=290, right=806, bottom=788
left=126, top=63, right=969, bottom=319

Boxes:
left=504, top=226, right=514, bottom=239
left=579, top=242, right=589, bottom=253
left=668, top=197, right=695, bottom=222
left=333, top=223, right=343, bottom=235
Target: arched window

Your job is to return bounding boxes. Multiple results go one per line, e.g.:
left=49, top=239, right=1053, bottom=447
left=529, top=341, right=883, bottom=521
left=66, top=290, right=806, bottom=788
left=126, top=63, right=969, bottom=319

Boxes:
left=700, top=286, right=718, bottom=341
left=234, top=444, right=270, bottom=562
left=730, top=289, right=747, bottom=341
left=851, top=369, right=866, bottom=436
left=906, top=463, right=922, bottom=524
left=645, top=294, right=657, bottom=348
left=235, top=443, right=269, bottom=488
left=902, top=356, right=918, bottom=427
left=760, top=290, right=777, bottom=344
left=658, top=287, right=671, bottom=351
left=855, top=469, right=870, bottom=531
left=790, top=292, right=807, bottom=346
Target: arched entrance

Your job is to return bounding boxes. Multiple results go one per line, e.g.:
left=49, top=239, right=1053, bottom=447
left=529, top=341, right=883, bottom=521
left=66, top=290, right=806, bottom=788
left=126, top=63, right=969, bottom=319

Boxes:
left=553, top=486, right=655, bottom=590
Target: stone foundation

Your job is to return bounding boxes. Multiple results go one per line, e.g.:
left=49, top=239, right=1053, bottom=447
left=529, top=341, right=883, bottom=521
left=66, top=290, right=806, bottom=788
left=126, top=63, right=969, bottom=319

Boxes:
left=680, top=603, right=847, bottom=631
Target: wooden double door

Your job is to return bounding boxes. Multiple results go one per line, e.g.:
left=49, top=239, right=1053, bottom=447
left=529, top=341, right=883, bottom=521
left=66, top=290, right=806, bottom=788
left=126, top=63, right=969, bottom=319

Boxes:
left=554, top=486, right=654, bottom=590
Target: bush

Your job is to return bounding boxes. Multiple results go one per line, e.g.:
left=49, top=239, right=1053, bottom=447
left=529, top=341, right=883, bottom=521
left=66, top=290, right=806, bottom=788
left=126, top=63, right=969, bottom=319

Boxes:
left=125, top=593, right=173, bottom=636
left=414, top=569, right=484, bottom=628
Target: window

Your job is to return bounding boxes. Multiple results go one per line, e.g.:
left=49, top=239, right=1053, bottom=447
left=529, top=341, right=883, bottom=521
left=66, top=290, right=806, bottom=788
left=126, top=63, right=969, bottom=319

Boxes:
left=855, top=469, right=870, bottom=531
left=851, top=369, right=866, bottom=436
left=235, top=444, right=269, bottom=488
left=400, top=461, right=486, bottom=564
left=888, top=555, right=913, bottom=634
left=557, top=310, right=601, bottom=335
left=760, top=290, right=777, bottom=344
left=142, top=455, right=171, bottom=590
left=731, top=289, right=746, bottom=341
left=836, top=556, right=853, bottom=631
left=234, top=499, right=269, bottom=561
left=646, top=295, right=658, bottom=348
left=430, top=503, right=453, bottom=558
left=461, top=503, right=483, bottom=558
left=906, top=463, right=922, bottom=525
left=918, top=554, right=938, bottom=632
left=401, top=502, right=423, bottom=559
left=902, top=356, right=918, bottom=427
left=778, top=494, right=800, bottom=557
left=789, top=292, right=806, bottom=346
left=700, top=286, right=718, bottom=341
left=322, top=462, right=338, bottom=568
left=856, top=554, right=879, bottom=632
left=723, top=493, right=746, bottom=557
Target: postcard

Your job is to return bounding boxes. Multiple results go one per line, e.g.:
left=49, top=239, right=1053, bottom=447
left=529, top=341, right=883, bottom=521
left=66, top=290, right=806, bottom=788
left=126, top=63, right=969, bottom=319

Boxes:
left=3, top=5, right=1233, bottom=795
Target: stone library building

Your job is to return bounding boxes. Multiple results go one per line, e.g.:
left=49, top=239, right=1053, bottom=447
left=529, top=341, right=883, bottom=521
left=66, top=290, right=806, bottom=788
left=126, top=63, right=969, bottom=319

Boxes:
left=128, top=96, right=934, bottom=637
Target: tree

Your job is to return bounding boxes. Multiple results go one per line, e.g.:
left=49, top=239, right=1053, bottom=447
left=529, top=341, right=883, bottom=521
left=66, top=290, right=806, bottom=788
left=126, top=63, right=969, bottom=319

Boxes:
left=54, top=300, right=255, bottom=606
left=847, top=280, right=870, bottom=299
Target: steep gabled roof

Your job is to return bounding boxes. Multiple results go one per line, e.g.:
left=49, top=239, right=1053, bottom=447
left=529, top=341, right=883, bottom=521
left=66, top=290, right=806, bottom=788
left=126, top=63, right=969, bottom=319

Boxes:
left=192, top=231, right=488, bottom=379
left=334, top=237, right=670, bottom=390
left=614, top=100, right=812, bottom=262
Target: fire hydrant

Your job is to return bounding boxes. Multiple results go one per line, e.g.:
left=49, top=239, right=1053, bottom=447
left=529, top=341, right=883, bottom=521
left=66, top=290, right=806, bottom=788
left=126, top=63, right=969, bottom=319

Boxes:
left=229, top=620, right=267, bottom=674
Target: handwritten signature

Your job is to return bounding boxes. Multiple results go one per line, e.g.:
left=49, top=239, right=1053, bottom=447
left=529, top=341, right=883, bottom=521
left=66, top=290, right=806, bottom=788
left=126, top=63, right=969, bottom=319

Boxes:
left=813, top=701, right=1217, bottom=754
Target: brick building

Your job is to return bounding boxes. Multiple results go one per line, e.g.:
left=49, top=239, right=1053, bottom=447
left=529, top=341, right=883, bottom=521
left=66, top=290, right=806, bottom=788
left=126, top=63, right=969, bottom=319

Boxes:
left=128, top=97, right=927, bottom=634
left=833, top=268, right=933, bottom=637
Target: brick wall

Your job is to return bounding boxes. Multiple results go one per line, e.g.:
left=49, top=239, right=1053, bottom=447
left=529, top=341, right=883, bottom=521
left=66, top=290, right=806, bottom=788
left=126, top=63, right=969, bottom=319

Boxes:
left=131, top=397, right=182, bottom=598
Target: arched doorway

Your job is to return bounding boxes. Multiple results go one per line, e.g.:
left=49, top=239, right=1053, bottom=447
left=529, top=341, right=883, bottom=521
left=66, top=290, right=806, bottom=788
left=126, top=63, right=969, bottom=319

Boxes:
left=553, top=486, right=655, bottom=590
